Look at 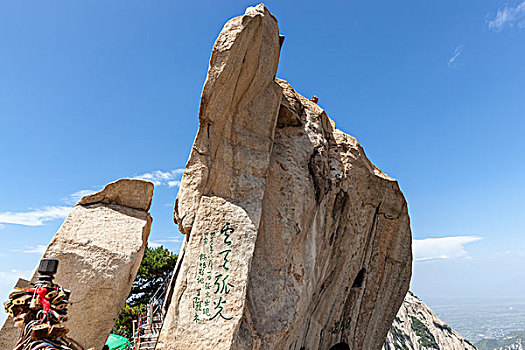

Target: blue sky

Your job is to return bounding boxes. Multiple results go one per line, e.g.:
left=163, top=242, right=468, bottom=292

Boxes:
left=1, top=0, right=524, bottom=324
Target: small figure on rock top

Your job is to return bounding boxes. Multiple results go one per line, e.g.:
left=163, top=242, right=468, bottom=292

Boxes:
left=309, top=95, right=319, bottom=104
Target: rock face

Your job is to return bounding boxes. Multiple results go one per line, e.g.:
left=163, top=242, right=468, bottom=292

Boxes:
left=157, top=4, right=412, bottom=350
left=0, top=179, right=153, bottom=350
left=383, top=292, right=476, bottom=350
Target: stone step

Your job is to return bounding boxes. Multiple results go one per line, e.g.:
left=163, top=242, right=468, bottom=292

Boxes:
left=138, top=341, right=157, bottom=348
left=140, top=337, right=156, bottom=341
left=138, top=346, right=157, bottom=350
left=140, top=333, right=159, bottom=339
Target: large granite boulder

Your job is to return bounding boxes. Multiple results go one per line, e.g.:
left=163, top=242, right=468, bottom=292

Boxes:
left=0, top=179, right=154, bottom=350
left=157, top=4, right=412, bottom=350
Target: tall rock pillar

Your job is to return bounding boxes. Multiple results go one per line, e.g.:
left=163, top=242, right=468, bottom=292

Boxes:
left=157, top=4, right=283, bottom=349
left=158, top=4, right=412, bottom=350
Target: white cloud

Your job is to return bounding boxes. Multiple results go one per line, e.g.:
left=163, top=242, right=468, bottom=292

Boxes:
left=12, top=245, right=47, bottom=254
left=488, top=1, right=525, bottom=32
left=413, top=236, right=482, bottom=262
left=0, top=270, right=30, bottom=280
left=447, top=45, right=463, bottom=67
left=0, top=168, right=184, bottom=228
left=488, top=249, right=525, bottom=258
left=149, top=236, right=184, bottom=248
left=134, top=169, right=184, bottom=187
left=62, top=189, right=96, bottom=205
left=149, top=241, right=163, bottom=248
left=168, top=180, right=181, bottom=188
left=158, top=236, right=183, bottom=243
left=0, top=206, right=72, bottom=226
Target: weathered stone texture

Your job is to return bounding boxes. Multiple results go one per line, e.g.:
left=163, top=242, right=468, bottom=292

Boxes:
left=78, top=178, right=153, bottom=211
left=158, top=4, right=411, bottom=350
left=231, top=79, right=411, bottom=350
left=0, top=179, right=153, bottom=350
left=173, top=3, right=283, bottom=236
left=159, top=4, right=282, bottom=349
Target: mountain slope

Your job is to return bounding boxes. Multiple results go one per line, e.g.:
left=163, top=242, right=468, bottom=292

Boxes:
left=476, top=330, right=525, bottom=350
left=383, top=292, right=476, bottom=350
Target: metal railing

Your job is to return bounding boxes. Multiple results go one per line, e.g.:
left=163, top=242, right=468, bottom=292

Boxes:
left=126, top=274, right=171, bottom=350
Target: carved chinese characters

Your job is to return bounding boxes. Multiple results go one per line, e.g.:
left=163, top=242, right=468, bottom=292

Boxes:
left=192, top=223, right=236, bottom=323
left=157, top=197, right=260, bottom=350
left=157, top=3, right=411, bottom=349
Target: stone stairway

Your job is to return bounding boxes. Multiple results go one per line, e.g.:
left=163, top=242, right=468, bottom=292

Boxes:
left=135, top=314, right=163, bottom=350
left=129, top=277, right=169, bottom=350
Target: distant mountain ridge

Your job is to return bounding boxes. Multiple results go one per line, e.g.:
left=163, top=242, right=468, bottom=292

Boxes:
left=476, top=330, right=525, bottom=350
left=383, top=292, right=476, bottom=350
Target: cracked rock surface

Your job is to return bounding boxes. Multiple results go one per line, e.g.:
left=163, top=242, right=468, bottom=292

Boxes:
left=157, top=4, right=412, bottom=350
left=0, top=179, right=153, bottom=350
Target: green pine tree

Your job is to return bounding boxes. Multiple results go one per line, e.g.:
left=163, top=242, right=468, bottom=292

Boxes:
left=112, top=245, right=177, bottom=338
